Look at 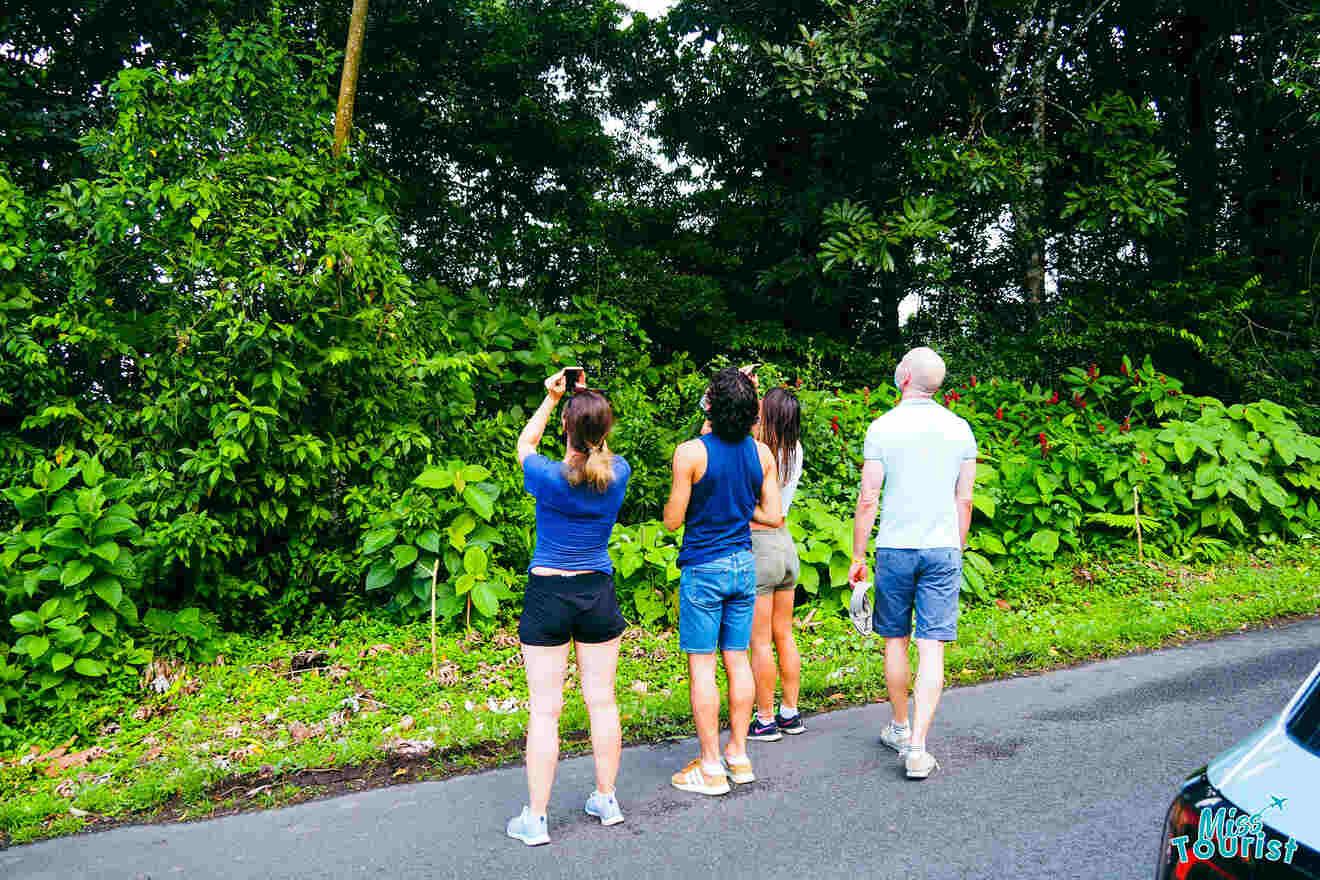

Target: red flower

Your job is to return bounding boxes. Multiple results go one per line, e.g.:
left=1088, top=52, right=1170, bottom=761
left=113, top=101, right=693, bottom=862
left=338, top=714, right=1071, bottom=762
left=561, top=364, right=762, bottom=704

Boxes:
left=1120, top=362, right=1129, bottom=376
left=1073, top=392, right=1086, bottom=408
left=1087, top=364, right=1099, bottom=380
left=1096, top=422, right=1106, bottom=432
left=1139, top=451, right=1149, bottom=465
left=970, top=375, right=978, bottom=387
left=830, top=416, right=840, bottom=435
left=1120, top=417, right=1131, bottom=433
left=994, top=406, right=1003, bottom=420
left=1038, top=432, right=1050, bottom=457
left=1048, top=391, right=1059, bottom=405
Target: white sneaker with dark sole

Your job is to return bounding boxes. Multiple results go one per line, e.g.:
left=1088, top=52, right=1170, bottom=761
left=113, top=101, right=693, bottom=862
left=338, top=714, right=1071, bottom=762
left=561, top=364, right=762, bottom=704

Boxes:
left=904, top=748, right=940, bottom=779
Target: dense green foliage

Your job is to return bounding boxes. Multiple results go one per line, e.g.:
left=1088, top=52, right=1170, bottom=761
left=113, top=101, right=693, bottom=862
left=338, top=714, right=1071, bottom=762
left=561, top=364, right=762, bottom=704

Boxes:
left=1, top=2, right=1318, bottom=729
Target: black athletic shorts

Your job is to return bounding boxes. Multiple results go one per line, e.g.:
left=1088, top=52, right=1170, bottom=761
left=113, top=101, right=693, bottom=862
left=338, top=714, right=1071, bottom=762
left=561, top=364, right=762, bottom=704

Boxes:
left=518, top=571, right=627, bottom=647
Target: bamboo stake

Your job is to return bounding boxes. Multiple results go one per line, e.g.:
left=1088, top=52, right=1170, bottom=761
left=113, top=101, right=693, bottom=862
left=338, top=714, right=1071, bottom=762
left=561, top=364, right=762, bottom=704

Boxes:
left=429, top=557, right=440, bottom=678
left=1133, top=486, right=1143, bottom=562
left=332, top=0, right=369, bottom=158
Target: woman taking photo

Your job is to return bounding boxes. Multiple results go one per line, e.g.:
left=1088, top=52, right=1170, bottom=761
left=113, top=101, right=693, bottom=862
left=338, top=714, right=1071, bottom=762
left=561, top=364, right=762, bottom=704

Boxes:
left=747, top=387, right=806, bottom=741
left=507, top=368, right=631, bottom=846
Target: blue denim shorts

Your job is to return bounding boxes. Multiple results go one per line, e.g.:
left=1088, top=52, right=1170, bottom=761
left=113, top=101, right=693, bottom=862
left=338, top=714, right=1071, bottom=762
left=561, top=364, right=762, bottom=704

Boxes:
left=872, top=548, right=962, bottom=642
left=678, top=550, right=757, bottom=654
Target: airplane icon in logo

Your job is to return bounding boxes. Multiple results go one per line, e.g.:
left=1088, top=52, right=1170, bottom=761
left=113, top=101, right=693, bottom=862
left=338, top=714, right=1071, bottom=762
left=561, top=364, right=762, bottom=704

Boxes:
left=1250, top=795, right=1288, bottom=821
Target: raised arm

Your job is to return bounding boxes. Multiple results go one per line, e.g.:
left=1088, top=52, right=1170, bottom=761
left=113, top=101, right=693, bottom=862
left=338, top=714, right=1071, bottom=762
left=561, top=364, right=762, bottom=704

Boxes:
left=516, top=369, right=584, bottom=465
left=955, top=459, right=977, bottom=550
left=663, top=441, right=697, bottom=531
left=751, top=440, right=783, bottom=527
left=848, top=459, right=885, bottom=584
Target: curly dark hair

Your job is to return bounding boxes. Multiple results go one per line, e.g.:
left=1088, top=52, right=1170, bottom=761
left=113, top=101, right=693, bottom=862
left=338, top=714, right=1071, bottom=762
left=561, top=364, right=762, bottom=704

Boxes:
left=706, top=367, right=759, bottom=442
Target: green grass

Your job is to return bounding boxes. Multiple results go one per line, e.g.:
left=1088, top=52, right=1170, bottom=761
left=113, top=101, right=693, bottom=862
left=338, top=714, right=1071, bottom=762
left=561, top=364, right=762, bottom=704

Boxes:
left=0, top=543, right=1317, bottom=846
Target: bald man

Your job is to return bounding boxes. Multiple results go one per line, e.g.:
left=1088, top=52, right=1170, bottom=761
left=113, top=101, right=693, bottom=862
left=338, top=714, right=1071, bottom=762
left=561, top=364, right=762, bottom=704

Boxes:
left=848, top=347, right=977, bottom=779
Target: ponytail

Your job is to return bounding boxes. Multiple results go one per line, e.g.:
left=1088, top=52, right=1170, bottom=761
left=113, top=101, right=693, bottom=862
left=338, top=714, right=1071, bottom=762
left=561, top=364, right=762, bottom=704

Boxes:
left=566, top=442, right=616, bottom=492
left=562, top=390, right=617, bottom=492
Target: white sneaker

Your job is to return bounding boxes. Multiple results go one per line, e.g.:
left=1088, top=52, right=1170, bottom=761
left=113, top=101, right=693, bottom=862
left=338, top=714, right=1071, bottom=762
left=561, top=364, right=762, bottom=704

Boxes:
left=879, top=722, right=911, bottom=754
left=904, top=748, right=940, bottom=779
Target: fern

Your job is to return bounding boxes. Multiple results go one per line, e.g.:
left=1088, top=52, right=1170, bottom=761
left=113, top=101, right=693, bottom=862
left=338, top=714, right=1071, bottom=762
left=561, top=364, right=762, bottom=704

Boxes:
left=1085, top=512, right=1164, bottom=533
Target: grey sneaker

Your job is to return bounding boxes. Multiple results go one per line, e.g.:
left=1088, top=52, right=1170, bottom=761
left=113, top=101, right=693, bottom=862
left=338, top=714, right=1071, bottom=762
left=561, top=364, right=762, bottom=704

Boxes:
left=905, top=748, right=940, bottom=779
left=879, top=722, right=911, bottom=754
left=585, top=790, right=624, bottom=826
left=506, top=806, right=550, bottom=845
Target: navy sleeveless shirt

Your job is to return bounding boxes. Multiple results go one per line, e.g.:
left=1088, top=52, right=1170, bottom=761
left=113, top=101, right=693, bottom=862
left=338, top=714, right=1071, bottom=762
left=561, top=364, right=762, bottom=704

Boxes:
left=677, top=434, right=762, bottom=568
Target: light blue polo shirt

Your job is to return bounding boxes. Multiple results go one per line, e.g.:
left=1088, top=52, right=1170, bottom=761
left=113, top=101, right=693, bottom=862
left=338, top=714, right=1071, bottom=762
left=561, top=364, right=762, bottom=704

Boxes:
left=862, top=399, right=977, bottom=549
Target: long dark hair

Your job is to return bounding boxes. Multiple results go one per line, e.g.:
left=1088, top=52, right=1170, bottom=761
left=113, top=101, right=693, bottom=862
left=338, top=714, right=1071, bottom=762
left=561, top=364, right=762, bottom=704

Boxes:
left=562, top=389, right=616, bottom=492
left=760, top=387, right=800, bottom=487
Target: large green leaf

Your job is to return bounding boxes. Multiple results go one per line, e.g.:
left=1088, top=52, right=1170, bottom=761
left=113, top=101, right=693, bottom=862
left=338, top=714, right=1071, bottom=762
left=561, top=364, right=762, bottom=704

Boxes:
left=414, top=466, right=455, bottom=489
left=19, top=635, right=50, bottom=659
left=416, top=529, right=441, bottom=553
left=52, top=652, right=75, bottom=672
left=89, top=609, right=117, bottom=636
left=362, top=528, right=398, bottom=556
left=460, top=464, right=491, bottom=482
left=81, top=457, right=106, bottom=488
left=462, top=483, right=498, bottom=521
left=92, top=516, right=138, bottom=540
left=1027, top=530, right=1060, bottom=558
left=463, top=546, right=489, bottom=578
left=61, top=560, right=95, bottom=587
left=798, top=564, right=820, bottom=593
left=392, top=544, right=418, bottom=569
left=471, top=581, right=498, bottom=616
left=74, top=658, right=107, bottom=677
left=3, top=487, right=43, bottom=519
left=92, top=576, right=123, bottom=608
left=90, top=541, right=121, bottom=563
left=365, top=559, right=396, bottom=591
left=10, top=611, right=41, bottom=633
left=43, top=528, right=85, bottom=550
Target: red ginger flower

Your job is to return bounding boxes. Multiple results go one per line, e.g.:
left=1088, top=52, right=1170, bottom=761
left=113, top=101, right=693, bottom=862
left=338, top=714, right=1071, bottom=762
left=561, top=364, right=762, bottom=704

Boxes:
left=1120, top=362, right=1129, bottom=376
left=1048, top=391, right=1059, bottom=405
left=830, top=415, right=840, bottom=435
left=1096, top=422, right=1106, bottom=432
left=970, top=375, right=978, bottom=387
left=995, top=406, right=1003, bottom=420
left=1120, top=417, right=1130, bottom=433
left=1087, top=363, right=1099, bottom=380
left=1139, top=451, right=1149, bottom=465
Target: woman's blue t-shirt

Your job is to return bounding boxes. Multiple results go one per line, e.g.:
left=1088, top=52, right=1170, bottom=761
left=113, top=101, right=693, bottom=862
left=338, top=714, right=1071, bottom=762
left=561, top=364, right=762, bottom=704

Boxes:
left=523, top=454, right=631, bottom=574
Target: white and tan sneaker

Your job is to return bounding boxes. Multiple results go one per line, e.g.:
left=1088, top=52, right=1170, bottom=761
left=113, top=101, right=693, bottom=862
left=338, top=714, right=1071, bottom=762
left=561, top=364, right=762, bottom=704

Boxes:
left=671, top=759, right=731, bottom=795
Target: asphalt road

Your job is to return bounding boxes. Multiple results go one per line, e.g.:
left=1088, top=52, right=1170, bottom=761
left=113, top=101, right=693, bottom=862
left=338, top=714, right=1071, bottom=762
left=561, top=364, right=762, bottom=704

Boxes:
left=7, top=618, right=1319, bottom=880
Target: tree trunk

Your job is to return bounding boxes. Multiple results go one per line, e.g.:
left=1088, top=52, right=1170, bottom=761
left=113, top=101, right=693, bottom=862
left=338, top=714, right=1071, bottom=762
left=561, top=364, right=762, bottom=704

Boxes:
left=333, top=0, right=370, bottom=158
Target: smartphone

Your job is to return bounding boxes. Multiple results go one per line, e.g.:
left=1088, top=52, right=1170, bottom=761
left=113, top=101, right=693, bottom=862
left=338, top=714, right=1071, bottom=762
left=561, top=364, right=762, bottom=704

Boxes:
left=564, top=367, right=583, bottom=391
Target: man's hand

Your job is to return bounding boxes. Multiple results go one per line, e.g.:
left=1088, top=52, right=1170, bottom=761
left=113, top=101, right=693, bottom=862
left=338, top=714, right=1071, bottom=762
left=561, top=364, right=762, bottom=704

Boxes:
left=848, top=559, right=869, bottom=585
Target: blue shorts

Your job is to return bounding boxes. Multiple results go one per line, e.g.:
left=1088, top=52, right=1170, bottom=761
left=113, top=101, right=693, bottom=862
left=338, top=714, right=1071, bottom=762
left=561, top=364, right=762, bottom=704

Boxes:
left=872, top=548, right=962, bottom=642
left=678, top=550, right=756, bottom=654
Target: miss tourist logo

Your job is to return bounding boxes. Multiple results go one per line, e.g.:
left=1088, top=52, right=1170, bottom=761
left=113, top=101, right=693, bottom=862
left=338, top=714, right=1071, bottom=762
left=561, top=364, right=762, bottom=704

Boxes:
left=1170, top=797, right=1299, bottom=866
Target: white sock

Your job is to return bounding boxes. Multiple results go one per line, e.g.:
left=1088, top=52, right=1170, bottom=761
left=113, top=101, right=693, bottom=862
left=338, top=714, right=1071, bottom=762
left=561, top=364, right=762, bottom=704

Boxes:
left=594, top=789, right=614, bottom=800
left=702, top=760, right=725, bottom=776
left=757, top=711, right=775, bottom=724
left=891, top=720, right=909, bottom=732
left=778, top=705, right=799, bottom=719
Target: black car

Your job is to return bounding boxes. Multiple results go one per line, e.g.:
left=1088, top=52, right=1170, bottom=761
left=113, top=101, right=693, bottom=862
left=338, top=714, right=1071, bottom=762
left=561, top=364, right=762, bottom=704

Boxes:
left=1156, top=659, right=1320, bottom=879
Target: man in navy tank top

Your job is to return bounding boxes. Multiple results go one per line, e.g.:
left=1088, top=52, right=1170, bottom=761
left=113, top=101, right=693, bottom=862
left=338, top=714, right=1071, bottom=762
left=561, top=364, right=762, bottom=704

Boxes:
left=663, top=368, right=785, bottom=795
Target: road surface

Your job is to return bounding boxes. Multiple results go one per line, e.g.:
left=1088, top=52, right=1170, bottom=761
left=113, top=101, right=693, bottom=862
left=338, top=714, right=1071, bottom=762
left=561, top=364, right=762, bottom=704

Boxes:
left=7, top=618, right=1319, bottom=879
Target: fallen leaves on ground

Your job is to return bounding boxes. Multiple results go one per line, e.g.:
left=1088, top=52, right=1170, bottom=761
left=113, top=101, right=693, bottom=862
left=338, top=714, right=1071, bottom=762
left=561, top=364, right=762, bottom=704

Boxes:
left=382, top=738, right=434, bottom=758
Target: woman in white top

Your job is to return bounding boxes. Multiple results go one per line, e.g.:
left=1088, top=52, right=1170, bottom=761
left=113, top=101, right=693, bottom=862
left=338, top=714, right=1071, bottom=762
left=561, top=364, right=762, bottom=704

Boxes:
left=747, top=387, right=806, bottom=740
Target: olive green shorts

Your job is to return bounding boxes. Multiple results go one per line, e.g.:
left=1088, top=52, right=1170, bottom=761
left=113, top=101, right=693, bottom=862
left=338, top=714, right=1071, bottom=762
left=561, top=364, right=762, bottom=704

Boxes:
left=751, top=526, right=800, bottom=596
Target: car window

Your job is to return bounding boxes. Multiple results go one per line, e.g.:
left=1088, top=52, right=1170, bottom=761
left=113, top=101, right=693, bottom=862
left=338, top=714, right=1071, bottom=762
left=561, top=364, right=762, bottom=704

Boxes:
left=1286, top=673, right=1320, bottom=758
